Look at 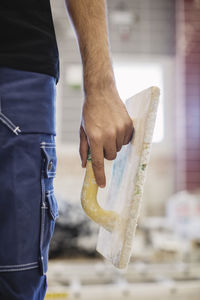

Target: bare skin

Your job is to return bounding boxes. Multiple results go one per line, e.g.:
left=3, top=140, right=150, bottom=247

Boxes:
left=65, top=0, right=134, bottom=188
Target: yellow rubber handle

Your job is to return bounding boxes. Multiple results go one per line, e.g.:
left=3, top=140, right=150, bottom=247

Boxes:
left=80, top=148, right=119, bottom=232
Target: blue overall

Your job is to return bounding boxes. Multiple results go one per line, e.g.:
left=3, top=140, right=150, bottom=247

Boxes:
left=0, top=67, right=59, bottom=299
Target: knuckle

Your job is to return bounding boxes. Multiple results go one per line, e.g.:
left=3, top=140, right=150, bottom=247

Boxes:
left=92, top=160, right=104, bottom=169
left=106, top=130, right=116, bottom=140
left=89, top=132, right=102, bottom=143
left=116, top=123, right=125, bottom=134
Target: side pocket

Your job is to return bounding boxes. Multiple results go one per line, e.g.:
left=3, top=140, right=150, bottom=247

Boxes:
left=39, top=139, right=59, bottom=275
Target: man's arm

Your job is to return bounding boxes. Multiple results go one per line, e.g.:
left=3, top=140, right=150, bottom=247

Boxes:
left=65, top=0, right=134, bottom=188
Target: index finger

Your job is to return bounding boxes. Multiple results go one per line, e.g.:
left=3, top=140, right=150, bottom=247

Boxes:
left=89, top=142, right=106, bottom=188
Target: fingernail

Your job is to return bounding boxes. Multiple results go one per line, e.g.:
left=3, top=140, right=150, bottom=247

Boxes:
left=100, top=184, right=105, bottom=188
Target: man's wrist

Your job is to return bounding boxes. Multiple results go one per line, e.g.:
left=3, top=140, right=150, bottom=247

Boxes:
left=83, top=72, right=116, bottom=96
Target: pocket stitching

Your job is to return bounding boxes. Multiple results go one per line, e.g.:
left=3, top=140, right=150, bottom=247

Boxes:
left=46, top=193, right=59, bottom=221
left=39, top=137, right=58, bottom=275
left=0, top=97, right=22, bottom=135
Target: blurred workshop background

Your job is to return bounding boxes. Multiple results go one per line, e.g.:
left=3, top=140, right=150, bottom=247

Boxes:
left=45, top=0, right=200, bottom=299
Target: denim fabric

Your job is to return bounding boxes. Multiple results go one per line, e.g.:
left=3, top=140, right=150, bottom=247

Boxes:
left=0, top=269, right=47, bottom=300
left=0, top=67, right=56, bottom=135
left=0, top=67, right=59, bottom=299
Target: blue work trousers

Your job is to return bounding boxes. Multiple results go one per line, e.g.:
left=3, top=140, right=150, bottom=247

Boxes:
left=0, top=67, right=59, bottom=299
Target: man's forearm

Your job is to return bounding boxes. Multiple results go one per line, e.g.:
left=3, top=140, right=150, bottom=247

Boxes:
left=65, top=0, right=134, bottom=188
left=65, top=0, right=116, bottom=95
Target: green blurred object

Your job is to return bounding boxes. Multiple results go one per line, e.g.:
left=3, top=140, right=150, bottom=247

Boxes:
left=87, top=148, right=92, bottom=161
left=68, top=83, right=81, bottom=90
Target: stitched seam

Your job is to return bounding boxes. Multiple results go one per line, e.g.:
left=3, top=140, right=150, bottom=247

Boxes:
left=50, top=210, right=58, bottom=220
left=0, top=109, right=21, bottom=135
left=0, top=262, right=38, bottom=268
left=0, top=112, right=17, bottom=129
left=41, top=173, right=56, bottom=176
left=0, top=265, right=39, bottom=272
left=40, top=146, right=56, bottom=149
left=41, top=173, right=56, bottom=178
left=40, top=142, right=56, bottom=146
left=0, top=116, right=16, bottom=131
left=40, top=141, right=56, bottom=144
left=40, top=144, right=56, bottom=146
left=45, top=189, right=54, bottom=193
left=40, top=205, right=46, bottom=256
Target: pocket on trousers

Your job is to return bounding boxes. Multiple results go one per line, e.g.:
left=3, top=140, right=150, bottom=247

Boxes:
left=39, top=137, right=59, bottom=275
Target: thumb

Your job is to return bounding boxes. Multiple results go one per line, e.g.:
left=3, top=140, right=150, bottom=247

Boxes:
left=79, top=125, right=89, bottom=168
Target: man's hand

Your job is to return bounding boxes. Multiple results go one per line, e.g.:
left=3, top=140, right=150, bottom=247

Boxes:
left=79, top=86, right=134, bottom=188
